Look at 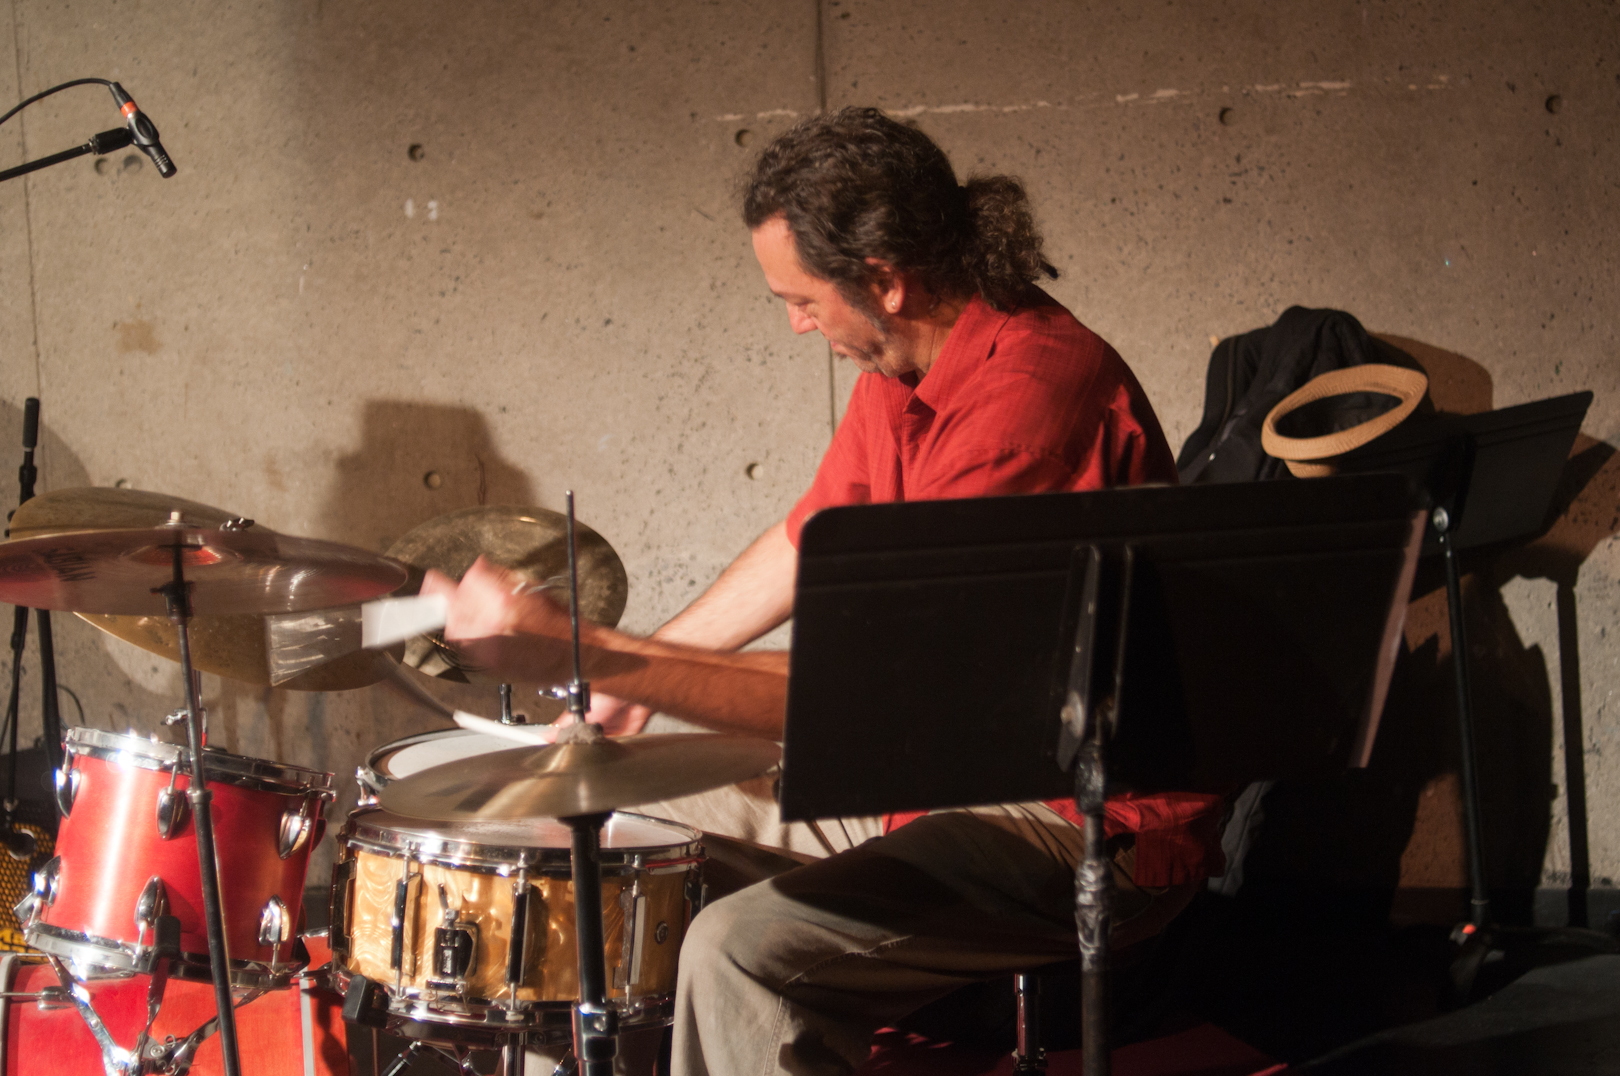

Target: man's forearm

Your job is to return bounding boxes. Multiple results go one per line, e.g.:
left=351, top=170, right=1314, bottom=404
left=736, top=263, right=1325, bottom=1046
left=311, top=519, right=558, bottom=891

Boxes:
left=572, top=631, right=788, bottom=738
left=653, top=519, right=796, bottom=652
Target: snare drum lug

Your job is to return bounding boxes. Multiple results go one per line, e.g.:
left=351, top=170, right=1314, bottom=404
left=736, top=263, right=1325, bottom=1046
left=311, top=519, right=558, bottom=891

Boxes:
left=53, top=762, right=79, bottom=817
left=278, top=801, right=314, bottom=858
left=615, top=879, right=646, bottom=995
left=506, top=881, right=533, bottom=989
left=329, top=858, right=356, bottom=958
left=686, top=860, right=706, bottom=918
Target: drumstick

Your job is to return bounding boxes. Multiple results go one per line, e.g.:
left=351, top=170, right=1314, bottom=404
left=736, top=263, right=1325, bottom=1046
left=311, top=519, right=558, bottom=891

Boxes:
left=453, top=709, right=553, bottom=745
left=362, top=594, right=449, bottom=649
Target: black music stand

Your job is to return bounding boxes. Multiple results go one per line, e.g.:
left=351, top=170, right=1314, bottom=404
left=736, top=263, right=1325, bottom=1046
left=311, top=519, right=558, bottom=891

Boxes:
left=1332, top=391, right=1602, bottom=993
left=780, top=473, right=1424, bottom=1076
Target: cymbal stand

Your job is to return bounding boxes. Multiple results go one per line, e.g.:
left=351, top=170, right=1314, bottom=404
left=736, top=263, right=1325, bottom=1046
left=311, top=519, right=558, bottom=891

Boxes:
left=553, top=491, right=618, bottom=1076
left=155, top=536, right=243, bottom=1076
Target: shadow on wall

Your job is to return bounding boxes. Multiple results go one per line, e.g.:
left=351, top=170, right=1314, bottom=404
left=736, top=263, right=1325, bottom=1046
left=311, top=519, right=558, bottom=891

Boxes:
left=1240, top=335, right=1619, bottom=928
left=319, top=400, right=538, bottom=553
left=0, top=398, right=179, bottom=750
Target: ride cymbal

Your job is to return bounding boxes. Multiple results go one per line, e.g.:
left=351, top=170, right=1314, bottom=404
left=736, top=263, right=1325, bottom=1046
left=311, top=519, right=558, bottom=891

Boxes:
left=385, top=505, right=628, bottom=682
left=377, top=732, right=780, bottom=820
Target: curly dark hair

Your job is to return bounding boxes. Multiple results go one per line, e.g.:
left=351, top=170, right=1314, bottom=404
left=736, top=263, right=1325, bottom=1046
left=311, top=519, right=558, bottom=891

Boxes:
left=742, top=107, right=1057, bottom=312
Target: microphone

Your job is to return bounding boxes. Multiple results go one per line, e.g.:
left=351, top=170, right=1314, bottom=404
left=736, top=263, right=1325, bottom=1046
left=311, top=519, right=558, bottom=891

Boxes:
left=106, top=83, right=176, bottom=178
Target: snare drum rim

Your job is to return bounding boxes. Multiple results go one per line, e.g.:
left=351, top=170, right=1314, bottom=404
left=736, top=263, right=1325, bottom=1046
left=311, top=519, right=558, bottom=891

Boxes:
left=65, top=727, right=334, bottom=795
left=359, top=727, right=493, bottom=793
left=342, top=808, right=703, bottom=874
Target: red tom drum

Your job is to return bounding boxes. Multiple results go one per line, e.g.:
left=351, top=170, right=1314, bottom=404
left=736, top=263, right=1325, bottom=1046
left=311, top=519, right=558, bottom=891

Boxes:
left=19, top=728, right=333, bottom=987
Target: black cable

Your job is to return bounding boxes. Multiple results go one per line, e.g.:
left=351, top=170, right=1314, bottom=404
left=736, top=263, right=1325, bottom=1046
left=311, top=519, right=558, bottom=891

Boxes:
left=0, top=77, right=114, bottom=129
left=55, top=683, right=84, bottom=729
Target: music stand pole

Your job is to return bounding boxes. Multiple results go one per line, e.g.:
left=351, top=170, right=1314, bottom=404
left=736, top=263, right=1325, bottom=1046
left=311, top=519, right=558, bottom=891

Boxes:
left=1433, top=507, right=1492, bottom=929
left=158, top=540, right=243, bottom=1076
left=1057, top=545, right=1135, bottom=1076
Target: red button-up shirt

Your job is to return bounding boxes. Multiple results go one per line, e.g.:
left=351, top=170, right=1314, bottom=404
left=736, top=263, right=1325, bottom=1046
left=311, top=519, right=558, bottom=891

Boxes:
left=786, top=291, right=1225, bottom=887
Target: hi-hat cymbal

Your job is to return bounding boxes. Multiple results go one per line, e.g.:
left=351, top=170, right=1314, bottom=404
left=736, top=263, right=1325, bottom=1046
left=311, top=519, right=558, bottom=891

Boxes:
left=0, top=525, right=407, bottom=617
left=6, top=488, right=400, bottom=690
left=378, top=732, right=780, bottom=820
left=387, top=505, right=628, bottom=682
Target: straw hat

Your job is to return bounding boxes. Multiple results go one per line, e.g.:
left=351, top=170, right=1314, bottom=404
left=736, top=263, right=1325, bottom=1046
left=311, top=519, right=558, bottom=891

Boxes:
left=1261, top=364, right=1429, bottom=477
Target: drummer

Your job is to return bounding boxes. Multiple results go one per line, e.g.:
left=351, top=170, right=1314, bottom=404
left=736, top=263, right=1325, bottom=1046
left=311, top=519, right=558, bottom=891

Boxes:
left=426, top=108, right=1226, bottom=1076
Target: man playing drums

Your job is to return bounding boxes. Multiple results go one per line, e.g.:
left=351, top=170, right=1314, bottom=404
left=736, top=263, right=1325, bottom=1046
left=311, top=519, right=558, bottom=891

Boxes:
left=426, top=108, right=1226, bottom=1075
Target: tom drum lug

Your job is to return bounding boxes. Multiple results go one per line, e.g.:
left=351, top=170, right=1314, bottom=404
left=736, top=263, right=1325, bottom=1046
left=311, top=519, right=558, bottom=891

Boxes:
left=156, top=784, right=188, bottom=839
left=31, top=855, right=61, bottom=912
left=134, top=875, right=168, bottom=933
left=134, top=875, right=168, bottom=956
left=278, top=800, right=314, bottom=859
left=258, top=894, right=292, bottom=948
left=53, top=761, right=80, bottom=817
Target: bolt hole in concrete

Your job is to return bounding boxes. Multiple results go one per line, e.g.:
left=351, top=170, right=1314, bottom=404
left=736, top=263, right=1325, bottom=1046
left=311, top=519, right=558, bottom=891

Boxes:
left=1218, top=106, right=1235, bottom=126
left=121, top=154, right=142, bottom=174
left=423, top=471, right=443, bottom=490
left=735, top=129, right=752, bottom=147
left=1545, top=94, right=1563, bottom=114
left=408, top=143, right=425, bottom=161
left=745, top=462, right=763, bottom=480
left=93, top=157, right=110, bottom=175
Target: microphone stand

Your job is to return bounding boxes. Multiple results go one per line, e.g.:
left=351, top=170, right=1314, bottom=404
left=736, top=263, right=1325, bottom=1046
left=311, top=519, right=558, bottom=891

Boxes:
left=3, top=398, right=63, bottom=824
left=0, top=127, right=133, bottom=184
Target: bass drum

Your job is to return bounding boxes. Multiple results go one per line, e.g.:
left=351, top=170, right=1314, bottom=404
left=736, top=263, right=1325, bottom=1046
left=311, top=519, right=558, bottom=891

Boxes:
left=330, top=808, right=703, bottom=1047
left=0, top=952, right=348, bottom=1075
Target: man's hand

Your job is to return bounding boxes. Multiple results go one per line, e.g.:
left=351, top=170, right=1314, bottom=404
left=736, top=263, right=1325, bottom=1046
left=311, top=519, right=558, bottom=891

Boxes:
left=420, top=556, right=577, bottom=686
left=546, top=691, right=655, bottom=739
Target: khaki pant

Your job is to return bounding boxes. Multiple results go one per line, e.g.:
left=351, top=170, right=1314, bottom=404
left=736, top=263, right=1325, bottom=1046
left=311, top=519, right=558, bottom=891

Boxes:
left=634, top=786, right=1197, bottom=1076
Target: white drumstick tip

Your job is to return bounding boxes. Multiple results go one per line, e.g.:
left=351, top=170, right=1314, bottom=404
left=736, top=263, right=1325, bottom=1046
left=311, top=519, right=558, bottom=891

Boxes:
left=361, top=593, right=449, bottom=649
left=453, top=710, right=553, bottom=745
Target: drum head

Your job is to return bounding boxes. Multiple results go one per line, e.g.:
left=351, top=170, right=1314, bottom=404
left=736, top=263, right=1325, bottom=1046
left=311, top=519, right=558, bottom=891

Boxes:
left=369, top=728, right=513, bottom=784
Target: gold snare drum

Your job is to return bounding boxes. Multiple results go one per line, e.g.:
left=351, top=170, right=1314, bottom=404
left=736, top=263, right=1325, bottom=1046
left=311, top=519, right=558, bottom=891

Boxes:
left=330, top=808, right=702, bottom=1043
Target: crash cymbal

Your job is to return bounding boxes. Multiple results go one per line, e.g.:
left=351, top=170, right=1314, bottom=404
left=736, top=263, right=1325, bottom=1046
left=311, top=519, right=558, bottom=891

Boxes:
left=6, top=486, right=242, bottom=539
left=6, top=487, right=395, bottom=690
left=386, top=505, right=628, bottom=683
left=377, top=731, right=780, bottom=820
left=0, top=525, right=407, bottom=617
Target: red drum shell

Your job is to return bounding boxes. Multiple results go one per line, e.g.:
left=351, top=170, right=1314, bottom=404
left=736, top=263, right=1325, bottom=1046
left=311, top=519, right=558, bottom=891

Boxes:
left=34, top=732, right=330, bottom=976
left=0, top=952, right=348, bottom=1076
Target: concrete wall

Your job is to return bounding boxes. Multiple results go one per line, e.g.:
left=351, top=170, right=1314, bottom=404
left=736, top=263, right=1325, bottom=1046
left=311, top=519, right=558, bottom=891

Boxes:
left=0, top=0, right=1615, bottom=912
